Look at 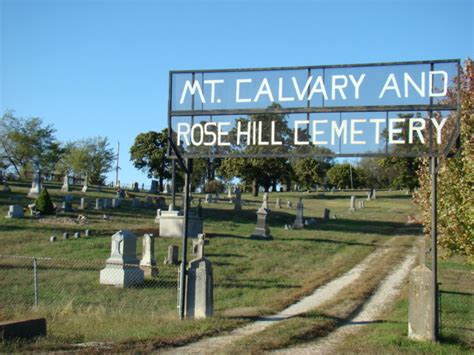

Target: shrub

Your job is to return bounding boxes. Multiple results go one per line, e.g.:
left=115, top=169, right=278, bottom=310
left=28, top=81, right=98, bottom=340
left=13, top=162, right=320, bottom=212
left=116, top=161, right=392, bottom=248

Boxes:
left=35, top=188, right=55, bottom=215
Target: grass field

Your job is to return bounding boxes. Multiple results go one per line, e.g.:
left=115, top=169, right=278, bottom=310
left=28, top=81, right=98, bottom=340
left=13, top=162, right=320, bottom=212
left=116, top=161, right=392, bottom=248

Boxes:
left=0, top=181, right=470, bottom=352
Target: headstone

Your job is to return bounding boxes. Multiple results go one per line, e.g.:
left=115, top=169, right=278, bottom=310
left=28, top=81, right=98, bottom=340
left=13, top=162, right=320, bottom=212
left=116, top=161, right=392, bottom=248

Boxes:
left=112, top=198, right=120, bottom=208
left=145, top=196, right=153, bottom=207
left=132, top=197, right=141, bottom=208
left=103, top=198, right=111, bottom=209
left=262, top=192, right=269, bottom=209
left=250, top=206, right=272, bottom=239
left=184, top=234, right=213, bottom=319
left=79, top=198, right=87, bottom=210
left=100, top=230, right=144, bottom=288
left=163, top=183, right=169, bottom=194
left=164, top=245, right=179, bottom=265
left=157, top=208, right=203, bottom=238
left=275, top=198, right=281, bottom=209
left=372, top=189, right=377, bottom=200
left=81, top=175, right=88, bottom=193
left=408, top=255, right=435, bottom=341
left=227, top=186, right=232, bottom=198
left=61, top=173, right=70, bottom=192
left=85, top=229, right=91, bottom=237
left=63, top=232, right=69, bottom=240
left=349, top=196, right=356, bottom=211
left=95, top=198, right=103, bottom=210
left=49, top=236, right=56, bottom=242
left=287, top=200, right=292, bottom=208
left=27, top=170, right=42, bottom=197
left=367, top=191, right=371, bottom=201
left=192, top=233, right=209, bottom=255
left=234, top=188, right=242, bottom=211
left=96, top=184, right=102, bottom=192
left=196, top=198, right=203, bottom=218
left=140, top=233, right=158, bottom=278
left=358, top=200, right=365, bottom=209
left=323, top=208, right=330, bottom=220
left=149, top=180, right=159, bottom=194
left=205, top=194, right=211, bottom=204
left=132, top=182, right=139, bottom=192
left=6, top=205, right=23, bottom=219
left=74, top=232, right=81, bottom=239
left=62, top=201, right=73, bottom=213
left=292, top=198, right=304, bottom=229
left=331, top=187, right=335, bottom=194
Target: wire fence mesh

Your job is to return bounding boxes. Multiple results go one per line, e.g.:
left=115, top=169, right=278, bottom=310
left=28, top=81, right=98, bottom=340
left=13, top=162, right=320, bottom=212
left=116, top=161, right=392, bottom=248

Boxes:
left=439, top=287, right=474, bottom=346
left=0, top=255, right=179, bottom=323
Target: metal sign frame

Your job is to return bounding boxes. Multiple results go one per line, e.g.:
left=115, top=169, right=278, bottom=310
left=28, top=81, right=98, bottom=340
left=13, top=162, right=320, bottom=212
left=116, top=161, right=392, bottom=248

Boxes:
left=168, top=59, right=462, bottom=339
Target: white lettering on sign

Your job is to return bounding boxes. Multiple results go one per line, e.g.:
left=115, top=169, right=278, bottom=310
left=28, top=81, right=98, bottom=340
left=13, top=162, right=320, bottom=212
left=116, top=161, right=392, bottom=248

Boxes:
left=177, top=71, right=448, bottom=106
left=176, top=117, right=449, bottom=148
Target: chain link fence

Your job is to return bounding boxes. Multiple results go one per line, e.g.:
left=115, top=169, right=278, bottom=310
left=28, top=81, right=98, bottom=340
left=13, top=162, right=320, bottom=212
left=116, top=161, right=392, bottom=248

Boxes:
left=0, top=254, right=180, bottom=340
left=439, top=287, right=474, bottom=346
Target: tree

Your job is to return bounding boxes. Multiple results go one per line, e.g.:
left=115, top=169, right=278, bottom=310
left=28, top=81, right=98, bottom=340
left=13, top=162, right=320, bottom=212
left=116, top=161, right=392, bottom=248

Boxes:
left=327, top=163, right=364, bottom=189
left=414, top=59, right=474, bottom=262
left=0, top=112, right=61, bottom=177
left=358, top=157, right=397, bottom=188
left=35, top=188, right=55, bottom=215
left=61, top=137, right=114, bottom=185
left=130, top=129, right=171, bottom=191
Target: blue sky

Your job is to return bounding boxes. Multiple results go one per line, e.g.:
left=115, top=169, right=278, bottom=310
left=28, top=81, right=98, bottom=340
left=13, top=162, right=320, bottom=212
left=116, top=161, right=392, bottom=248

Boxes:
left=1, top=0, right=472, bottom=186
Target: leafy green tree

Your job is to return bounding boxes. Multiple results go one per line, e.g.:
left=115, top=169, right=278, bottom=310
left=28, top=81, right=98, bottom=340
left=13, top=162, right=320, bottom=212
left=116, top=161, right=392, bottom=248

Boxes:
left=414, top=59, right=474, bottom=261
left=0, top=112, right=61, bottom=177
left=35, top=188, right=55, bottom=215
left=130, top=129, right=171, bottom=191
left=327, top=163, right=364, bottom=189
left=61, top=137, right=114, bottom=185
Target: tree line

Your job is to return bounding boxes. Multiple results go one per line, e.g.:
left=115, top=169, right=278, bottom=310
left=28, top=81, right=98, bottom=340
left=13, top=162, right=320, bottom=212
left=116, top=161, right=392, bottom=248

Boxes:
left=0, top=111, right=114, bottom=185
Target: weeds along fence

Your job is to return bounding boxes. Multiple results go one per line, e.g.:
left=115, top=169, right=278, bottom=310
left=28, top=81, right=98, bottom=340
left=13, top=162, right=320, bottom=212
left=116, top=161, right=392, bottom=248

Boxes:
left=0, top=255, right=179, bottom=322
left=439, top=287, right=474, bottom=346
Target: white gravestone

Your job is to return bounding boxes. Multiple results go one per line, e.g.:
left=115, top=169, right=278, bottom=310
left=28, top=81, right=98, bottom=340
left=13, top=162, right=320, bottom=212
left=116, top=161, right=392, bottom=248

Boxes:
left=61, top=173, right=70, bottom=192
left=367, top=191, right=371, bottom=201
left=100, top=230, right=144, bottom=288
left=292, top=198, right=304, bottom=229
left=27, top=170, right=42, bottom=197
left=140, top=233, right=158, bottom=278
left=81, top=175, right=88, bottom=193
left=156, top=208, right=203, bottom=238
left=6, top=205, right=24, bottom=218
left=184, top=234, right=213, bottom=319
left=251, top=206, right=272, bottom=239
left=112, top=198, right=120, bottom=208
left=349, top=196, right=356, bottom=211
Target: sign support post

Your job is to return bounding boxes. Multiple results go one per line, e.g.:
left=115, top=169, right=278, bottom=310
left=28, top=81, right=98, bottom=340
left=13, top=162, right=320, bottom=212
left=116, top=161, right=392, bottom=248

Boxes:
left=431, top=156, right=439, bottom=340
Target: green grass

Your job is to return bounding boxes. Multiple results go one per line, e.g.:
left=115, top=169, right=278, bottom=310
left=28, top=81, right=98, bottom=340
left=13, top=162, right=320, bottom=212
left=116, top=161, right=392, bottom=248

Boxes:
left=0, top=181, right=427, bottom=351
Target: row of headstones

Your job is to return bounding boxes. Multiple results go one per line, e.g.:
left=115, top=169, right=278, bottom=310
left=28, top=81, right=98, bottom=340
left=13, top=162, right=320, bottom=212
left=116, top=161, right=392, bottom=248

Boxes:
left=99, top=231, right=213, bottom=318
left=49, top=230, right=92, bottom=242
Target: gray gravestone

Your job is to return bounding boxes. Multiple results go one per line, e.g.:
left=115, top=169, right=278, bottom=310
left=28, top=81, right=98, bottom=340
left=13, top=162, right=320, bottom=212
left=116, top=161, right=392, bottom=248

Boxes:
left=132, top=197, right=140, bottom=208
left=49, top=236, right=56, bottom=242
left=140, top=233, right=158, bottom=278
left=287, top=200, right=292, bottom=208
left=62, top=201, right=73, bottom=213
left=100, top=230, right=144, bottom=288
left=292, top=198, right=304, bottom=229
left=61, top=173, right=70, bottom=192
left=81, top=175, right=88, bottom=193
left=27, top=170, right=42, bottom=197
left=275, top=197, right=281, bottom=209
left=184, top=235, right=213, bottom=319
left=250, top=206, right=272, bottom=239
left=349, top=196, right=356, bottom=211
left=164, top=245, right=179, bottom=265
left=372, top=189, right=377, bottom=200
left=367, top=191, right=371, bottom=201
left=149, top=180, right=158, bottom=194
left=85, top=229, right=91, bottom=237
left=74, top=232, right=81, bottom=239
left=323, top=208, right=330, bottom=220
left=79, top=198, right=87, bottom=210
left=358, top=200, right=365, bottom=209
left=132, top=182, right=139, bottom=192
left=6, top=205, right=24, bottom=219
left=204, top=194, right=211, bottom=204
left=262, top=192, right=269, bottom=209
left=234, top=188, right=242, bottom=211
left=95, top=198, right=103, bottom=210
left=408, top=257, right=435, bottom=341
left=112, top=198, right=120, bottom=208
left=192, top=234, right=209, bottom=255
left=63, top=232, right=69, bottom=240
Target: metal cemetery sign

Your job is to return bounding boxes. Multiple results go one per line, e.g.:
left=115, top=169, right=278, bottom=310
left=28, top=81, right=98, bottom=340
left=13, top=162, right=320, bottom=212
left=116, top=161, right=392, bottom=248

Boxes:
left=168, top=60, right=460, bottom=158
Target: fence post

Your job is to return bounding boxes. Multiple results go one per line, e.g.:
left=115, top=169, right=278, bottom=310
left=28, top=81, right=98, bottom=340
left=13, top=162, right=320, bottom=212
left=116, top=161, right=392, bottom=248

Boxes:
left=33, top=257, right=38, bottom=307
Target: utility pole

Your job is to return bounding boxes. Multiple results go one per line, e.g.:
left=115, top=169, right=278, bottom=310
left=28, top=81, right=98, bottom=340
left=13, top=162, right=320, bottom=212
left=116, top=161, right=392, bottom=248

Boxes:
left=349, top=163, right=354, bottom=189
left=115, top=141, right=120, bottom=187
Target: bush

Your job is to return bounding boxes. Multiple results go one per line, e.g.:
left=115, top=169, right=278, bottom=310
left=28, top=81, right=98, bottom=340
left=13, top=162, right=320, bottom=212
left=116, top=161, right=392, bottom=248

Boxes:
left=204, top=180, right=225, bottom=194
left=35, top=188, right=55, bottom=215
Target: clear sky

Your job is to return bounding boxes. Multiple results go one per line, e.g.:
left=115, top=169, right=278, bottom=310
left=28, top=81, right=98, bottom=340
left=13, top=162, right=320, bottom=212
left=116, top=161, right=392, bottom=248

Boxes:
left=1, top=0, right=473, bottom=187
